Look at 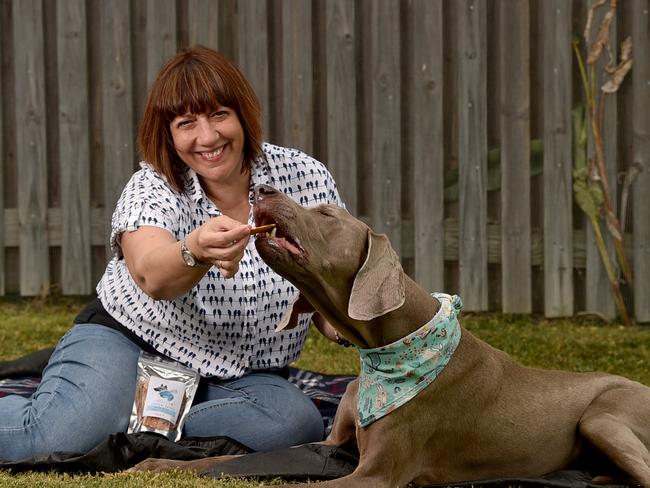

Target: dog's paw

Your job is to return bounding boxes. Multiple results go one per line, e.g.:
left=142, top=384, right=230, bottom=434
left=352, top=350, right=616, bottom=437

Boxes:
left=127, top=458, right=187, bottom=473
left=591, top=475, right=638, bottom=485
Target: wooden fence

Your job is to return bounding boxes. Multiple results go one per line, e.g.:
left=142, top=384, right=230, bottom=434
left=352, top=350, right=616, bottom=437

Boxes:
left=0, top=0, right=648, bottom=322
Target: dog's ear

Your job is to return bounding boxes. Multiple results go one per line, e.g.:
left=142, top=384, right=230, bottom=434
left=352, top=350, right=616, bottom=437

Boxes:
left=275, top=292, right=315, bottom=331
left=348, top=230, right=405, bottom=321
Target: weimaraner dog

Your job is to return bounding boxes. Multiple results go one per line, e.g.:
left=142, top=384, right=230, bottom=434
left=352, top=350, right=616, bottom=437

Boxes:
left=132, top=184, right=650, bottom=487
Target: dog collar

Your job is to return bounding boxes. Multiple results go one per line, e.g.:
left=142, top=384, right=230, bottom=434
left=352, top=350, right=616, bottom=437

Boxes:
left=356, top=293, right=462, bottom=427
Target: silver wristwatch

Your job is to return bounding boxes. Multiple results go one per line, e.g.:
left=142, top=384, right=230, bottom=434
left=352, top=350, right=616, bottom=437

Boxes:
left=180, top=240, right=210, bottom=268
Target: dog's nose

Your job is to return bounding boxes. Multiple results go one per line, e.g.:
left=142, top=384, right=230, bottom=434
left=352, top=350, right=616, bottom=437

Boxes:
left=254, top=184, right=278, bottom=202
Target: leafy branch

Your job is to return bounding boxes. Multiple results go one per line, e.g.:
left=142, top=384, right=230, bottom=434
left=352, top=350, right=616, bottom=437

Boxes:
left=572, top=0, right=636, bottom=326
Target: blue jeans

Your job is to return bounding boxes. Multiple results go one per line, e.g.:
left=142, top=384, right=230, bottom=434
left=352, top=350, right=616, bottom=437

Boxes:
left=0, top=323, right=324, bottom=461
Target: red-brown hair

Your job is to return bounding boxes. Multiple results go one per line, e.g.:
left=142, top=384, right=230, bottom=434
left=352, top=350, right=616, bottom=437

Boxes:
left=138, top=46, right=263, bottom=193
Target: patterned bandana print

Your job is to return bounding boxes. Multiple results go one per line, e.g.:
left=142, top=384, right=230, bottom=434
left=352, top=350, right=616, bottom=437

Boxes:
left=357, top=293, right=463, bottom=427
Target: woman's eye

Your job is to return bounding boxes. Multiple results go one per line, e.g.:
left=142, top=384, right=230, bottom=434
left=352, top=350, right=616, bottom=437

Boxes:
left=177, top=119, right=193, bottom=128
left=210, top=111, right=227, bottom=119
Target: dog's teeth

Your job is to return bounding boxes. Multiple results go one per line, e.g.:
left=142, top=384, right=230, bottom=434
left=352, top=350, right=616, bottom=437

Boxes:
left=270, top=227, right=277, bottom=238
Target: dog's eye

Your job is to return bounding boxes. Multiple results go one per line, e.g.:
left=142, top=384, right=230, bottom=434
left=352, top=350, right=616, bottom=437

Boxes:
left=318, top=208, right=334, bottom=217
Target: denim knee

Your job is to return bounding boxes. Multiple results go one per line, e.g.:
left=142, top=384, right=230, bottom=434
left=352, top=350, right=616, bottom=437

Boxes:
left=182, top=373, right=324, bottom=451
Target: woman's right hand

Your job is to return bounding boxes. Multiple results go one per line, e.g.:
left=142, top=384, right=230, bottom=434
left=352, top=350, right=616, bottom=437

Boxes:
left=187, top=216, right=251, bottom=278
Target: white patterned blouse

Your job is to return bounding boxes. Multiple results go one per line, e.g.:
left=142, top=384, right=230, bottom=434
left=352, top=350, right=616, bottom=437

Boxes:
left=96, top=143, right=344, bottom=379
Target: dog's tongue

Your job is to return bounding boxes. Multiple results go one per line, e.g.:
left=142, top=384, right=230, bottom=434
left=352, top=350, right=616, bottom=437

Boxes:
left=276, top=236, right=302, bottom=255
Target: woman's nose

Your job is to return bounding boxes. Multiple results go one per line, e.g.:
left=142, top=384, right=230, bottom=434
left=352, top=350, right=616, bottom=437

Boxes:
left=195, top=115, right=218, bottom=145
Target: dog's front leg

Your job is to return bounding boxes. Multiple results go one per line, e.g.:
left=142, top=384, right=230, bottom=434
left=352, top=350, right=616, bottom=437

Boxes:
left=321, top=379, right=359, bottom=450
left=579, top=386, right=650, bottom=487
left=128, top=454, right=244, bottom=474
left=266, top=473, right=403, bottom=488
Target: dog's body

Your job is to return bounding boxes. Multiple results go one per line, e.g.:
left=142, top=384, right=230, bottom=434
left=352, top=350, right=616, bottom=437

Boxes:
left=132, top=184, right=650, bottom=487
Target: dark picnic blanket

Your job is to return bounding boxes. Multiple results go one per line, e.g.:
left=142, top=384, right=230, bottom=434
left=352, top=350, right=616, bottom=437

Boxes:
left=0, top=350, right=634, bottom=486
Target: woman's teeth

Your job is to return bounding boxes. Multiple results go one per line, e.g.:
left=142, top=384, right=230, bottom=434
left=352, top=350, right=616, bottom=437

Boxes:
left=202, top=146, right=224, bottom=159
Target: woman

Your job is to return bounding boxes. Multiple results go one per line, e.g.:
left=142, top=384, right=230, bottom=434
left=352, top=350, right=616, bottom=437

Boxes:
left=0, top=46, right=343, bottom=461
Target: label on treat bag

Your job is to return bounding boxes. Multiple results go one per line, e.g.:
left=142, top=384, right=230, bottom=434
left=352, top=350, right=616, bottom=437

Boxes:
left=142, top=376, right=186, bottom=424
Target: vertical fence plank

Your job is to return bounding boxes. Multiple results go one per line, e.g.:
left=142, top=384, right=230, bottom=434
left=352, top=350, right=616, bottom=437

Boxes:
left=366, top=0, right=401, bottom=253
left=57, top=0, right=91, bottom=294
left=543, top=0, right=574, bottom=317
left=632, top=0, right=650, bottom=323
left=276, top=0, right=312, bottom=154
left=357, top=0, right=371, bottom=220
left=146, top=0, right=177, bottom=88
left=13, top=0, right=49, bottom=295
left=323, top=0, right=357, bottom=214
left=500, top=0, right=531, bottom=313
left=237, top=0, right=270, bottom=139
left=219, top=1, right=238, bottom=60
left=187, top=0, right=220, bottom=50
left=457, top=0, right=487, bottom=310
left=410, top=0, right=444, bottom=292
left=585, top=0, right=617, bottom=319
left=0, top=0, right=4, bottom=295
left=4, top=2, right=18, bottom=293
left=102, top=0, right=134, bottom=258
left=132, top=0, right=147, bottom=133
left=87, top=0, right=106, bottom=286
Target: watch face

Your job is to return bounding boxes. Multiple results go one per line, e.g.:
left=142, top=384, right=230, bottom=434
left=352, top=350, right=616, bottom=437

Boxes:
left=182, top=251, right=196, bottom=266
left=181, top=244, right=197, bottom=267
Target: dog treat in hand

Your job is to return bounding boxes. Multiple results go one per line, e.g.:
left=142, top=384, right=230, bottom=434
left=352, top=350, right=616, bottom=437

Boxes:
left=128, top=351, right=199, bottom=441
left=249, top=223, right=276, bottom=235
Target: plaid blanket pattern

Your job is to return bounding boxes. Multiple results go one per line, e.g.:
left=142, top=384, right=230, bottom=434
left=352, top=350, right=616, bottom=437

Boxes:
left=0, top=377, right=41, bottom=399
left=288, top=368, right=355, bottom=433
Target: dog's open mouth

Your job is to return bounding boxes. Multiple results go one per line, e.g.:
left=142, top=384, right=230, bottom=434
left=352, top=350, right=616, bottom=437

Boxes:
left=254, top=216, right=305, bottom=257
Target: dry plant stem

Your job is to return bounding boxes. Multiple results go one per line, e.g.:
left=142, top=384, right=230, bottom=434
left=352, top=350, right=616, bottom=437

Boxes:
left=589, top=215, right=631, bottom=326
left=620, top=163, right=643, bottom=234
left=587, top=100, right=634, bottom=288
left=573, top=36, right=633, bottom=326
left=580, top=2, right=634, bottom=289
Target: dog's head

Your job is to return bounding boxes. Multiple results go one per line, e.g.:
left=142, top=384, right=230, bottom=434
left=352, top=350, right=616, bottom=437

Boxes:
left=253, top=184, right=405, bottom=339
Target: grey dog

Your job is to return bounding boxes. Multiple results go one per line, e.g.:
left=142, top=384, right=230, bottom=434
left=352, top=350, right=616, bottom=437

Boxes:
left=132, top=184, right=650, bottom=488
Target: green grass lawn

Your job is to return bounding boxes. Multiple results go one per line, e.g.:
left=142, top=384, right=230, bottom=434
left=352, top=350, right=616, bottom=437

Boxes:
left=0, top=297, right=649, bottom=486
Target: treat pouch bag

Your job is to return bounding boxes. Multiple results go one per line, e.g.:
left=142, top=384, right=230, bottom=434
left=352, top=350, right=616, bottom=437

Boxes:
left=128, top=351, right=200, bottom=441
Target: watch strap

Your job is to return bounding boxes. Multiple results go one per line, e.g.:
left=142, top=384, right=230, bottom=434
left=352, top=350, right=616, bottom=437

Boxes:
left=181, top=239, right=211, bottom=267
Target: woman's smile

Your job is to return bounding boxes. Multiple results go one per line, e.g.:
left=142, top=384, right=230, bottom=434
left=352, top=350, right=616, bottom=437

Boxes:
left=198, top=145, right=225, bottom=161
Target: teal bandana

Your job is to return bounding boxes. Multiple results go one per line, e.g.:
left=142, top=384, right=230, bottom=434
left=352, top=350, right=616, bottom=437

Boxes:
left=357, top=293, right=462, bottom=427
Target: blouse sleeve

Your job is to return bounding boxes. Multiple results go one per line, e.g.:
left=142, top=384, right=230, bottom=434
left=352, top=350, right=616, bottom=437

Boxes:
left=109, top=166, right=181, bottom=258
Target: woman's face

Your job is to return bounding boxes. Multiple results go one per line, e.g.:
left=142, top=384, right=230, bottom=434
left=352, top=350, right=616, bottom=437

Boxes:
left=170, top=106, right=245, bottom=186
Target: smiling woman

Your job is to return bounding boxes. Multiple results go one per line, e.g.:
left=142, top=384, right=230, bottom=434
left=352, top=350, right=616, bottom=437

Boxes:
left=138, top=47, right=263, bottom=195
left=0, top=45, right=347, bottom=463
